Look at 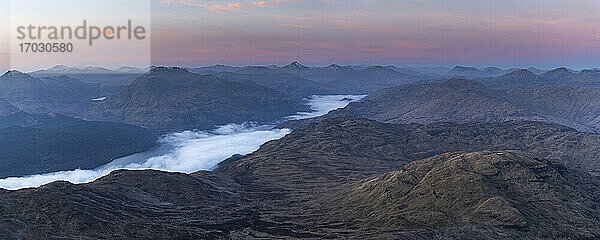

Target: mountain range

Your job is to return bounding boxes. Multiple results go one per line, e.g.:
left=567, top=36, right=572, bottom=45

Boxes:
left=0, top=71, right=107, bottom=117
left=85, top=67, right=307, bottom=131
left=334, top=78, right=600, bottom=133
left=477, top=67, right=600, bottom=88
left=2, top=62, right=600, bottom=239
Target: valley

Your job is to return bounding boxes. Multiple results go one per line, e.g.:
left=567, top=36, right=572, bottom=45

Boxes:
left=0, top=94, right=363, bottom=190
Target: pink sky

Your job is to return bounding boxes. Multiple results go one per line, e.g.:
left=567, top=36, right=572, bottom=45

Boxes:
left=2, top=0, right=600, bottom=71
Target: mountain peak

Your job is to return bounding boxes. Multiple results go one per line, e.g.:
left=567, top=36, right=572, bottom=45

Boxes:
left=546, top=67, right=574, bottom=74
left=48, top=65, right=72, bottom=71
left=540, top=67, right=576, bottom=82
left=1, top=70, right=33, bottom=79
left=326, top=64, right=346, bottom=71
left=281, top=61, right=310, bottom=71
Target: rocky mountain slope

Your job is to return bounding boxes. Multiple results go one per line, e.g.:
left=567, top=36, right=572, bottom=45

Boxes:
left=85, top=67, right=306, bottom=131
left=335, top=79, right=600, bottom=133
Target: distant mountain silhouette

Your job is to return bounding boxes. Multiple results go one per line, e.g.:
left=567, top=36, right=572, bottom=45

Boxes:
left=475, top=67, right=600, bottom=88
left=539, top=67, right=576, bottom=83
left=214, top=72, right=332, bottom=99
left=31, top=65, right=117, bottom=75
left=0, top=71, right=107, bottom=117
left=187, top=64, right=242, bottom=74
left=447, top=66, right=514, bottom=78
left=280, top=61, right=310, bottom=71
left=268, top=62, right=427, bottom=93
left=478, top=69, right=541, bottom=89
left=526, top=67, right=548, bottom=75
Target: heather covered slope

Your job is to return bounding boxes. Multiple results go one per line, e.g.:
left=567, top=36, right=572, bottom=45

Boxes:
left=0, top=170, right=255, bottom=239
left=86, top=67, right=305, bottom=131
left=220, top=117, right=600, bottom=238
left=318, top=151, right=600, bottom=239
left=2, top=116, right=600, bottom=239
left=223, top=116, right=600, bottom=192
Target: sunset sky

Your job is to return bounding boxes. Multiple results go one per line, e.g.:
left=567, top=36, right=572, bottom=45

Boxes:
left=1, top=0, right=600, bottom=71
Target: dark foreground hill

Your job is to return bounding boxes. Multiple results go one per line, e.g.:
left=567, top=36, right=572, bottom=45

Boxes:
left=0, top=113, right=156, bottom=178
left=335, top=79, right=600, bottom=133
left=317, top=151, right=600, bottom=239
left=2, top=116, right=600, bottom=239
left=86, top=67, right=305, bottom=131
left=0, top=170, right=254, bottom=239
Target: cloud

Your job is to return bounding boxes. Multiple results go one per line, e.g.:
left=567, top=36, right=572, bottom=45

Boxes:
left=160, top=0, right=331, bottom=12
left=286, top=95, right=365, bottom=120
left=0, top=124, right=291, bottom=190
left=208, top=1, right=265, bottom=12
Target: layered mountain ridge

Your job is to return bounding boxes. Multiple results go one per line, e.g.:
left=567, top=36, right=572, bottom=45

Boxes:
left=0, top=71, right=107, bottom=117
left=335, top=79, right=600, bottom=133
left=85, top=67, right=306, bottom=131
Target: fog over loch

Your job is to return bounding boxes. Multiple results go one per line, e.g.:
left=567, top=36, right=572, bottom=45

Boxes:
left=0, top=95, right=364, bottom=190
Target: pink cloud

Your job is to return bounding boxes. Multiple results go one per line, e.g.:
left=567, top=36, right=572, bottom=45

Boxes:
left=208, top=1, right=271, bottom=12
left=161, top=0, right=331, bottom=12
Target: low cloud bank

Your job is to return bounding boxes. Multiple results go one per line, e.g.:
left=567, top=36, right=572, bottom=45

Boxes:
left=0, top=125, right=289, bottom=190
left=286, top=95, right=366, bottom=120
